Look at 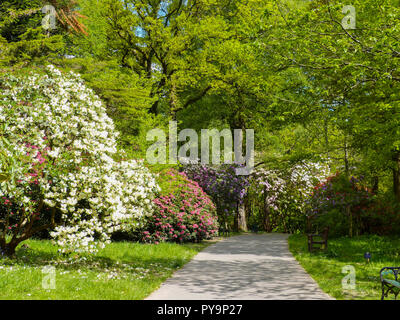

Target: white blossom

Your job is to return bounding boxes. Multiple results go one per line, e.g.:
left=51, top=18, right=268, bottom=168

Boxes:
left=0, top=66, right=160, bottom=254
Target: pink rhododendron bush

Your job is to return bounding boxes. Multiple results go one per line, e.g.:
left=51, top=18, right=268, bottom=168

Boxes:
left=141, top=169, right=219, bottom=243
left=0, top=66, right=159, bottom=256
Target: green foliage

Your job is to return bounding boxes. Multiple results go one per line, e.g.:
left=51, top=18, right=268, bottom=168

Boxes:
left=268, top=0, right=400, bottom=200
left=3, top=0, right=400, bottom=243
left=309, top=173, right=373, bottom=237
left=289, top=234, right=400, bottom=300
left=360, top=195, right=400, bottom=236
left=156, top=168, right=188, bottom=197
left=69, top=0, right=109, bottom=57
left=84, top=0, right=281, bottom=125
left=0, top=0, right=67, bottom=66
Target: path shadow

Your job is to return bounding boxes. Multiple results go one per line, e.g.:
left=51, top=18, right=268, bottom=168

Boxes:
left=148, top=234, right=333, bottom=300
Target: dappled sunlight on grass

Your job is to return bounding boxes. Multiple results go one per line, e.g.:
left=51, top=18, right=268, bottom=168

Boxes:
left=0, top=239, right=214, bottom=300
left=289, top=234, right=400, bottom=300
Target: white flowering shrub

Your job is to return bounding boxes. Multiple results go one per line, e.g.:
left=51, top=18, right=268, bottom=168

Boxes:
left=0, top=66, right=159, bottom=256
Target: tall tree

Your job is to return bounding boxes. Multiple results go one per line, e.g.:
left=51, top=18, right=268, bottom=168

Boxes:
left=267, top=0, right=400, bottom=199
left=100, top=0, right=274, bottom=119
left=0, top=0, right=86, bottom=66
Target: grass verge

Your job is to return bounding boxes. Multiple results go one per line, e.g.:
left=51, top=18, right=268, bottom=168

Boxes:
left=288, top=234, right=400, bottom=300
left=0, top=239, right=216, bottom=300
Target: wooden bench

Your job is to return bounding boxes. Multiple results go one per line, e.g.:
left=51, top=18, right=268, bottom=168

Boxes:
left=307, top=227, right=329, bottom=252
left=380, top=267, right=400, bottom=300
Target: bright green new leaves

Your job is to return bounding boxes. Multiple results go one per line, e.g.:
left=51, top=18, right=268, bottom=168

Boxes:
left=265, top=0, right=400, bottom=196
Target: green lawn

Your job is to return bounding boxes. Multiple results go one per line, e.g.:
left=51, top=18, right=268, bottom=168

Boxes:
left=0, top=239, right=216, bottom=300
left=288, top=234, right=400, bottom=300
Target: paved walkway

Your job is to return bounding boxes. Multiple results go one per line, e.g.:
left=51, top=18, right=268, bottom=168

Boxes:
left=146, top=233, right=333, bottom=300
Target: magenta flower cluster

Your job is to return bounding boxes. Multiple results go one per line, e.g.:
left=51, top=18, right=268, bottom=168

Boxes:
left=0, top=140, right=49, bottom=235
left=141, top=169, right=219, bottom=243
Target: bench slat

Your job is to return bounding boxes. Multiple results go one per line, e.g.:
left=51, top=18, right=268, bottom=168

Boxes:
left=383, top=279, right=400, bottom=289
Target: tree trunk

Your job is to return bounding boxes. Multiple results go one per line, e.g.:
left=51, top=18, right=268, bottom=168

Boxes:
left=324, top=117, right=330, bottom=158
left=0, top=242, right=17, bottom=257
left=393, top=152, right=400, bottom=202
left=393, top=169, right=400, bottom=202
left=343, top=137, right=352, bottom=237
left=263, top=186, right=272, bottom=232
left=233, top=211, right=238, bottom=232
left=0, top=234, right=17, bottom=257
left=169, top=81, right=179, bottom=121
left=347, top=205, right=353, bottom=238
left=0, top=207, right=56, bottom=258
left=372, top=176, right=379, bottom=194
left=344, top=136, right=349, bottom=177
left=237, top=201, right=247, bottom=232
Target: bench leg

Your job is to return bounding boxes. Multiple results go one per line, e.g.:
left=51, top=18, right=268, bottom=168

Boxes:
left=381, top=283, right=385, bottom=300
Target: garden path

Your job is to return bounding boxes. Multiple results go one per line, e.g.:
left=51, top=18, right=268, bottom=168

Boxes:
left=146, top=233, right=334, bottom=300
